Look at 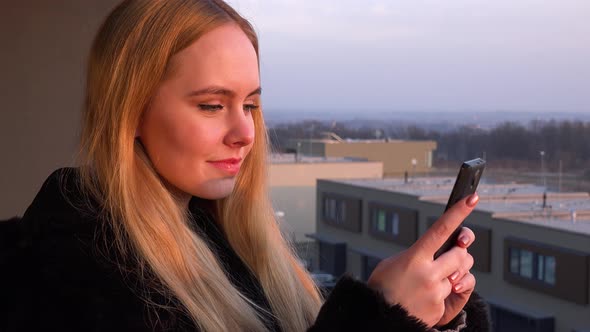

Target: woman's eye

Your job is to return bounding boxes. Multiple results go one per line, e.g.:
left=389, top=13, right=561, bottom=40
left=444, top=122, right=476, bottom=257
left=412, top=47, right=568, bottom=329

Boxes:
left=244, top=104, right=260, bottom=112
left=198, top=104, right=223, bottom=112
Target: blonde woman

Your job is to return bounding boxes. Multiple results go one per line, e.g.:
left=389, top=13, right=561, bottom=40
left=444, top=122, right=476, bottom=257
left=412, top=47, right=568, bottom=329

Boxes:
left=11, top=0, right=489, bottom=331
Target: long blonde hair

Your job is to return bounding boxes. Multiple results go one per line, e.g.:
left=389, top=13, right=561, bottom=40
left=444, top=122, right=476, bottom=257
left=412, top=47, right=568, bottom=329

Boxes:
left=78, top=1, right=322, bottom=331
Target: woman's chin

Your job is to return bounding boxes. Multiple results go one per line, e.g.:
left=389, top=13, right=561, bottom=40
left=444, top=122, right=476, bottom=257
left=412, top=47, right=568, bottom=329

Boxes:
left=190, top=178, right=237, bottom=200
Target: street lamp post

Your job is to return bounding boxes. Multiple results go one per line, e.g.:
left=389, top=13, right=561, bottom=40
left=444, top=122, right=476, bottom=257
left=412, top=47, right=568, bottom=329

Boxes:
left=540, top=151, right=546, bottom=189
left=308, top=124, right=314, bottom=156
left=558, top=159, right=563, bottom=193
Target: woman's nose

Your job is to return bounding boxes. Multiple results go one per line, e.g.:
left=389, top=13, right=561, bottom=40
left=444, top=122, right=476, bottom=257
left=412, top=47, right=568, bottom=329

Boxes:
left=223, top=106, right=255, bottom=148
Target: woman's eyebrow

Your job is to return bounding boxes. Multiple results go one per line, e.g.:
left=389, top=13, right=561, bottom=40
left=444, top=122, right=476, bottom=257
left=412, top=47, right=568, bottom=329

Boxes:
left=187, top=86, right=262, bottom=97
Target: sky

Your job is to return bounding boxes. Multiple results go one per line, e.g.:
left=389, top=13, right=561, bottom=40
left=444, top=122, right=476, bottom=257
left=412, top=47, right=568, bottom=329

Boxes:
left=225, top=0, right=589, bottom=114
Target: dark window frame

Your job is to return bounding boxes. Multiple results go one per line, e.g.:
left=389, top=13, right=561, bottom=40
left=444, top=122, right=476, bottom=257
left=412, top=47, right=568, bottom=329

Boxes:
left=371, top=207, right=399, bottom=235
left=368, top=202, right=418, bottom=246
left=508, top=247, right=556, bottom=285
left=504, top=236, right=590, bottom=305
left=321, top=193, right=362, bottom=233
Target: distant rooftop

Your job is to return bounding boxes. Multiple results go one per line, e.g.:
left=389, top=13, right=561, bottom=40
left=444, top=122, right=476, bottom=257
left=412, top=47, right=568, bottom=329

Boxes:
left=291, top=138, right=423, bottom=144
left=332, top=177, right=590, bottom=236
left=290, top=132, right=431, bottom=144
left=270, top=153, right=372, bottom=164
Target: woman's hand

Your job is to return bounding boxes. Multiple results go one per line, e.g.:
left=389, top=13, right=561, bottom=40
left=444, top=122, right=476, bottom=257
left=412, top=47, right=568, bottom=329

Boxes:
left=367, top=193, right=479, bottom=328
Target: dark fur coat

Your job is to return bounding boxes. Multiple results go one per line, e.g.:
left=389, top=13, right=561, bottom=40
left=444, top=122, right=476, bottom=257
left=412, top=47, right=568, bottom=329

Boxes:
left=0, top=169, right=490, bottom=331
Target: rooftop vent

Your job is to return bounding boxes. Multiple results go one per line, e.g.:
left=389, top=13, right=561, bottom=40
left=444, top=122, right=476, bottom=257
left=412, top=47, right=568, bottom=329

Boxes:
left=320, top=132, right=344, bottom=142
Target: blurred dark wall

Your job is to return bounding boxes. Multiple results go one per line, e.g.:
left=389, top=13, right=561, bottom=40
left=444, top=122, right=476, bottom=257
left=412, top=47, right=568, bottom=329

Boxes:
left=0, top=0, right=121, bottom=218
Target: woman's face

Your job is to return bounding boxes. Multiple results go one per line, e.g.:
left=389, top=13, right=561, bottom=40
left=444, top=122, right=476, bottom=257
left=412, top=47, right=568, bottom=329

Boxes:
left=138, top=24, right=260, bottom=202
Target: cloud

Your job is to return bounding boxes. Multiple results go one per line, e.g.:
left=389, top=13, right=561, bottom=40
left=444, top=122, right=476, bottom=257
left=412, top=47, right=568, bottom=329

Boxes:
left=369, top=2, right=392, bottom=17
left=227, top=0, right=420, bottom=46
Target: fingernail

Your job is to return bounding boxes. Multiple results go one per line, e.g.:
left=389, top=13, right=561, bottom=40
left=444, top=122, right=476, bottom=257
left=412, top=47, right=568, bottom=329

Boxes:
left=453, top=283, right=463, bottom=292
left=466, top=193, right=479, bottom=207
left=458, top=235, right=469, bottom=247
left=449, top=271, right=459, bottom=281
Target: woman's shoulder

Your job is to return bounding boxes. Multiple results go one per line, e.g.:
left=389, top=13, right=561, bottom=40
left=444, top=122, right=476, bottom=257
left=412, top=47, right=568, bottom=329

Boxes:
left=14, top=169, right=138, bottom=324
left=21, top=167, right=99, bottom=237
left=12, top=169, right=194, bottom=331
left=18, top=167, right=105, bottom=275
left=23, top=167, right=88, bottom=216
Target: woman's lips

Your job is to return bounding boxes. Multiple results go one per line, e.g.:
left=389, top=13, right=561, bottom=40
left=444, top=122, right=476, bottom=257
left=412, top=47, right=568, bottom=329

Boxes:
left=207, top=158, right=242, bottom=175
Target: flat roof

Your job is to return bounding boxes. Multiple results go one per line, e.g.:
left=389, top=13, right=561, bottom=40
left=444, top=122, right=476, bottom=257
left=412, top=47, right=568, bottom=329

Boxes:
left=289, top=138, right=434, bottom=144
left=328, top=177, right=590, bottom=236
left=270, top=153, right=373, bottom=164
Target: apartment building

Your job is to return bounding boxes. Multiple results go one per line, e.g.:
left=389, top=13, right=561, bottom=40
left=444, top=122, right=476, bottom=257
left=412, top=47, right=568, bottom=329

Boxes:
left=268, top=154, right=382, bottom=268
left=269, top=153, right=382, bottom=242
left=309, top=177, right=590, bottom=332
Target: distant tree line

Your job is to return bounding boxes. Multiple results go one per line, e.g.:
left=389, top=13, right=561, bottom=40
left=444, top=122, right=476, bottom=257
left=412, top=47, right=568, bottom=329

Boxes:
left=268, top=119, right=590, bottom=171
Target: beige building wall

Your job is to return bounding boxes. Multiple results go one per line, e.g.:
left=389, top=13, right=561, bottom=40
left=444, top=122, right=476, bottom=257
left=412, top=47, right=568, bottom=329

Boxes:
left=0, top=0, right=120, bottom=219
left=269, top=162, right=382, bottom=187
left=269, top=161, right=382, bottom=243
left=324, top=141, right=436, bottom=177
left=291, top=141, right=326, bottom=157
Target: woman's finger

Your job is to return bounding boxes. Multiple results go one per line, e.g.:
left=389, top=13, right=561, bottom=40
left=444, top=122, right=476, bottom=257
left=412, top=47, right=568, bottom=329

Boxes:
left=452, top=272, right=476, bottom=294
left=411, top=194, right=478, bottom=259
left=438, top=277, right=454, bottom=302
left=433, top=246, right=469, bottom=280
left=448, top=253, right=474, bottom=284
left=456, top=227, right=475, bottom=248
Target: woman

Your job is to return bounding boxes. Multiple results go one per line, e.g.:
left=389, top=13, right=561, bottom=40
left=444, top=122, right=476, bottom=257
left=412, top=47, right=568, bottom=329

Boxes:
left=11, top=0, right=489, bottom=331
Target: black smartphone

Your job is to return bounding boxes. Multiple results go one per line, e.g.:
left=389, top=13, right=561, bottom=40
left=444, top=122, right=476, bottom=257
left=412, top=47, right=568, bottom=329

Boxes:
left=433, top=158, right=486, bottom=259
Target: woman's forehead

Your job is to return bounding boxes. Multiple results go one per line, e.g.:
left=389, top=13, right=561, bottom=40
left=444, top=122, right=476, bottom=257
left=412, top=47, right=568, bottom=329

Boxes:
left=166, top=24, right=260, bottom=91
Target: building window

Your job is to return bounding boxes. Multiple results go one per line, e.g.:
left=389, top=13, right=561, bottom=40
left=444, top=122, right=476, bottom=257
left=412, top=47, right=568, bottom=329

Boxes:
left=536, top=254, right=544, bottom=281
left=376, top=209, right=386, bottom=231
left=368, top=203, right=418, bottom=246
left=520, top=250, right=533, bottom=278
left=321, top=193, right=362, bottom=233
left=510, top=248, right=520, bottom=274
left=329, top=199, right=336, bottom=219
left=509, top=248, right=556, bottom=285
left=372, top=208, right=399, bottom=235
left=336, top=201, right=346, bottom=223
left=329, top=199, right=336, bottom=220
left=323, top=197, right=345, bottom=223
left=536, top=255, right=556, bottom=285
left=391, top=213, right=399, bottom=235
